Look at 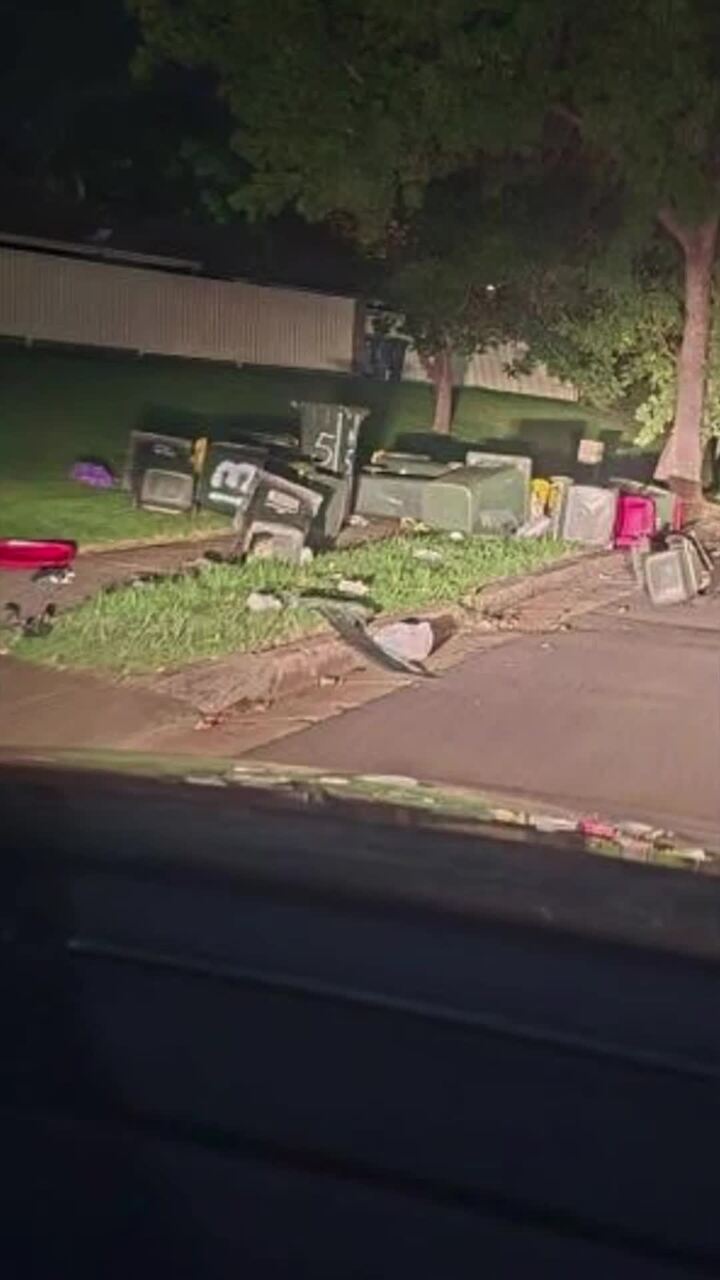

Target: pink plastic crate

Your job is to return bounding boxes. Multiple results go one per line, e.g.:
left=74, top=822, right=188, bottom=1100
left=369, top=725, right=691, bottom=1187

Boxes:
left=614, top=493, right=657, bottom=548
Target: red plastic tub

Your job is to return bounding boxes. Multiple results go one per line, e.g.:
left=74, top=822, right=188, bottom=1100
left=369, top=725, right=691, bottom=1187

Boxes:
left=0, top=539, right=77, bottom=570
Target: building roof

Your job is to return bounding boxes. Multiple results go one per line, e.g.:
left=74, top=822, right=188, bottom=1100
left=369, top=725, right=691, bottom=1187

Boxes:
left=0, top=180, right=372, bottom=296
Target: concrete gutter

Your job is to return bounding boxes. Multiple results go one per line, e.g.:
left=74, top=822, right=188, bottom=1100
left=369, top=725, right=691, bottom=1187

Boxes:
left=143, top=549, right=632, bottom=717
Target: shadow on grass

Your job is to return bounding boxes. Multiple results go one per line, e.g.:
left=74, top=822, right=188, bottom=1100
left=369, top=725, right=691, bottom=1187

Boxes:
left=139, top=405, right=299, bottom=444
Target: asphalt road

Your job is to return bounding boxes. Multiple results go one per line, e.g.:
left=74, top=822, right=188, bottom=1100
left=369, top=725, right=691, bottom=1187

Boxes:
left=252, top=593, right=720, bottom=845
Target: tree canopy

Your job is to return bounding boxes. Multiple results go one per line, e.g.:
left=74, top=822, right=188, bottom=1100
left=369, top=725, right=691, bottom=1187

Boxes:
left=133, top=0, right=720, bottom=231
left=134, top=0, right=720, bottom=487
left=0, top=0, right=226, bottom=216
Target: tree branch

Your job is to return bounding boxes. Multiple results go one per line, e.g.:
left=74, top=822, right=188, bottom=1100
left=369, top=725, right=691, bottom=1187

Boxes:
left=658, top=207, right=720, bottom=255
left=418, top=351, right=438, bottom=381
left=343, top=62, right=364, bottom=86
left=549, top=103, right=583, bottom=130
left=658, top=206, right=690, bottom=251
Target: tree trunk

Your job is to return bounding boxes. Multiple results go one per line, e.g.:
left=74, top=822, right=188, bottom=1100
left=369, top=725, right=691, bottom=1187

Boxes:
left=421, top=347, right=454, bottom=434
left=656, top=211, right=719, bottom=503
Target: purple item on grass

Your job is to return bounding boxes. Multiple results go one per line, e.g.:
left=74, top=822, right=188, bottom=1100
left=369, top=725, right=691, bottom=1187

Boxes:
left=70, top=461, right=115, bottom=488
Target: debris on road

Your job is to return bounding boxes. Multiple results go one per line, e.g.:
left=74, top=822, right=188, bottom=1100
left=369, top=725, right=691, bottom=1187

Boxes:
left=372, top=619, right=435, bottom=665
left=307, top=599, right=438, bottom=677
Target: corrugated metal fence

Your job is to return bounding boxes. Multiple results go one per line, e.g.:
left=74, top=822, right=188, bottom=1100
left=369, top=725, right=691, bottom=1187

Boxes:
left=401, top=342, right=578, bottom=402
left=0, top=247, right=358, bottom=373
left=0, top=246, right=577, bottom=401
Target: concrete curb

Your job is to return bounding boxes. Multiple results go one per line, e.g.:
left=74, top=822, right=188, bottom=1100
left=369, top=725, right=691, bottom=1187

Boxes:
left=143, top=549, right=626, bottom=717
left=79, top=529, right=235, bottom=556
left=144, top=630, right=365, bottom=716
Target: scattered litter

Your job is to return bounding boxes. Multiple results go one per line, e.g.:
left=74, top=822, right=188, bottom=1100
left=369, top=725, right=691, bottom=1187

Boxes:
left=578, top=818, right=618, bottom=841
left=617, top=820, right=658, bottom=839
left=516, top=515, right=551, bottom=539
left=31, top=566, right=75, bottom=586
left=372, top=619, right=434, bottom=664
left=448, top=530, right=465, bottom=542
left=400, top=518, right=431, bottom=533
left=306, top=599, right=436, bottom=677
left=412, top=548, right=444, bottom=563
left=193, top=711, right=226, bottom=730
left=359, top=774, right=421, bottom=788
left=530, top=814, right=577, bottom=834
left=484, top=606, right=520, bottom=630
left=669, top=847, right=707, bottom=865
left=490, top=807, right=529, bottom=826
left=234, top=772, right=292, bottom=787
left=69, top=460, right=115, bottom=488
left=336, top=577, right=370, bottom=596
left=300, top=546, right=314, bottom=565
left=247, top=591, right=284, bottom=613
left=184, top=774, right=227, bottom=788
left=652, top=832, right=677, bottom=851
left=348, top=514, right=369, bottom=528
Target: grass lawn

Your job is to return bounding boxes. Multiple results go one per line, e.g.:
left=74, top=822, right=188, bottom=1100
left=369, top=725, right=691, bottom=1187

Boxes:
left=14, top=532, right=571, bottom=675
left=1, top=480, right=227, bottom=546
left=1, top=342, right=630, bottom=547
